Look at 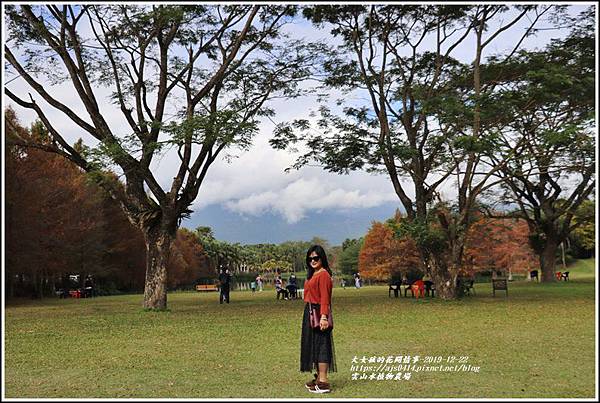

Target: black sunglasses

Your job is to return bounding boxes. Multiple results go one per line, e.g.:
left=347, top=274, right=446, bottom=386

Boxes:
left=308, top=256, right=321, bottom=262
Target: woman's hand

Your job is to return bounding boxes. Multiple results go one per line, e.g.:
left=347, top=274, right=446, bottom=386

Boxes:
left=319, top=317, right=329, bottom=331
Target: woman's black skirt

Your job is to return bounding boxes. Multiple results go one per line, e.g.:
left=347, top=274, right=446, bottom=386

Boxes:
left=300, top=303, right=337, bottom=372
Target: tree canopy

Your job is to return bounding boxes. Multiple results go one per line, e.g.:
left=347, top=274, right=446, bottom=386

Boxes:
left=481, top=7, right=595, bottom=280
left=5, top=4, right=324, bottom=309
left=270, top=4, right=566, bottom=297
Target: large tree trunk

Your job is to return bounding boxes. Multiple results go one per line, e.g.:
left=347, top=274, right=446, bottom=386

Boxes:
left=142, top=228, right=174, bottom=310
left=425, top=220, right=465, bottom=300
left=540, top=236, right=559, bottom=283
left=430, top=267, right=459, bottom=300
left=425, top=251, right=460, bottom=300
left=429, top=261, right=459, bottom=300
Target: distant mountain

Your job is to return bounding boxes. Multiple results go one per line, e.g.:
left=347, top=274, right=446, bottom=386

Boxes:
left=181, top=202, right=401, bottom=245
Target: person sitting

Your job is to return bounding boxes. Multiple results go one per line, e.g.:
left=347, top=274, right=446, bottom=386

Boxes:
left=275, top=276, right=289, bottom=300
left=286, top=283, right=297, bottom=299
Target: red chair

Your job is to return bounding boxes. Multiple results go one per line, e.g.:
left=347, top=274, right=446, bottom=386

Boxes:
left=69, top=289, right=81, bottom=298
left=411, top=280, right=425, bottom=299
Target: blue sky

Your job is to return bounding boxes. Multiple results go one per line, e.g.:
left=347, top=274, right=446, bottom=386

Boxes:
left=183, top=201, right=400, bottom=245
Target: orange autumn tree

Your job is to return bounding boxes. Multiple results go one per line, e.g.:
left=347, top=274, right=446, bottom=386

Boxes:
left=6, top=110, right=150, bottom=296
left=168, top=228, right=213, bottom=290
left=357, top=210, right=537, bottom=283
left=6, top=109, right=213, bottom=297
left=465, top=216, right=538, bottom=276
left=359, top=216, right=421, bottom=281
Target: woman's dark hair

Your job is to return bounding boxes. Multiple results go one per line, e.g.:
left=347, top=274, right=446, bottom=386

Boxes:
left=306, top=245, right=332, bottom=279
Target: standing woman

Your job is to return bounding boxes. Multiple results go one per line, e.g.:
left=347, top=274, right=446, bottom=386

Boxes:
left=300, top=245, right=336, bottom=394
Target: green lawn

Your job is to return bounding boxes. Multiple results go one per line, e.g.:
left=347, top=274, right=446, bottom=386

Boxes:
left=4, top=259, right=596, bottom=398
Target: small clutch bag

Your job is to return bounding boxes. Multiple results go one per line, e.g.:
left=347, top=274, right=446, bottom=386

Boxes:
left=309, top=303, right=333, bottom=330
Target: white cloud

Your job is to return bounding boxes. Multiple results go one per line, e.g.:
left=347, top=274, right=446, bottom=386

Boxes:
left=223, top=176, right=399, bottom=223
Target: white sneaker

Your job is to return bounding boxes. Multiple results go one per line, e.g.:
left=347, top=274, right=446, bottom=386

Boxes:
left=309, top=382, right=331, bottom=394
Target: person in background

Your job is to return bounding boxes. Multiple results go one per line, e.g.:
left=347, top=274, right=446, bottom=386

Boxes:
left=250, top=280, right=257, bottom=293
left=276, top=275, right=289, bottom=300
left=289, top=272, right=297, bottom=286
left=287, top=273, right=298, bottom=299
left=256, top=274, right=263, bottom=292
left=83, top=275, right=95, bottom=298
left=219, top=267, right=232, bottom=304
left=354, top=273, right=362, bottom=289
left=300, top=245, right=336, bottom=394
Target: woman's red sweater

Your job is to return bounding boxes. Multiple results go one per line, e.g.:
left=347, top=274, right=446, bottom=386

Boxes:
left=303, top=269, right=333, bottom=316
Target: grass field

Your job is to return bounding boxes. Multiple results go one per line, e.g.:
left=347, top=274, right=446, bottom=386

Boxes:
left=4, top=259, right=596, bottom=398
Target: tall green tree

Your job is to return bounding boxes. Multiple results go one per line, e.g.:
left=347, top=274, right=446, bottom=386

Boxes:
left=483, top=7, right=595, bottom=281
left=569, top=199, right=595, bottom=258
left=278, top=240, right=312, bottom=272
left=336, top=238, right=363, bottom=276
left=194, top=227, right=245, bottom=274
left=271, top=5, right=552, bottom=298
left=5, top=5, right=322, bottom=309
